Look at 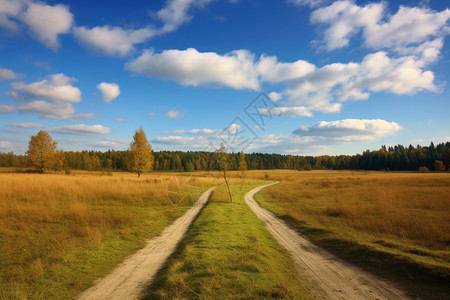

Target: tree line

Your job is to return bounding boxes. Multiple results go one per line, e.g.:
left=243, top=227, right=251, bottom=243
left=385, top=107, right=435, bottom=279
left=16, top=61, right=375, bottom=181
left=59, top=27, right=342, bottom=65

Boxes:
left=0, top=130, right=449, bottom=172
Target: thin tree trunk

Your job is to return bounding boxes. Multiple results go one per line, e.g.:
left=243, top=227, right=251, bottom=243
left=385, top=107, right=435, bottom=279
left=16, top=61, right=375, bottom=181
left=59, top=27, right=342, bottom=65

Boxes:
left=223, top=169, right=232, bottom=202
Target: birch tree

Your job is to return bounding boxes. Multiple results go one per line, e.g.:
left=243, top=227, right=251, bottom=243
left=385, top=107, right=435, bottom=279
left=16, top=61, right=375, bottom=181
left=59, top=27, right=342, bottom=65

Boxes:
left=128, top=128, right=153, bottom=177
left=27, top=130, right=57, bottom=172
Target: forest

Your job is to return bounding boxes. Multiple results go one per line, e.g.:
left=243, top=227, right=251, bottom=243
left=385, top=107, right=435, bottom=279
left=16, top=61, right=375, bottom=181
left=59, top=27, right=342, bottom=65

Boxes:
left=0, top=142, right=449, bottom=172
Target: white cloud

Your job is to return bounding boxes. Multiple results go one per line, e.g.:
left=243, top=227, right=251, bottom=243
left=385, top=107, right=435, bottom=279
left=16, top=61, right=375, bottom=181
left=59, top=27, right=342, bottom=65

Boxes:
left=8, top=100, right=93, bottom=121
left=51, top=124, right=110, bottom=135
left=257, top=55, right=316, bottom=83
left=168, top=128, right=218, bottom=135
left=0, top=0, right=24, bottom=32
left=126, top=27, right=442, bottom=116
left=11, top=73, right=81, bottom=103
left=152, top=135, right=208, bottom=147
left=293, top=119, right=402, bottom=142
left=268, top=92, right=282, bottom=102
left=96, top=82, right=120, bottom=103
left=93, top=140, right=119, bottom=148
left=8, top=122, right=42, bottom=128
left=0, top=105, right=15, bottom=113
left=226, top=123, right=241, bottom=134
left=74, top=26, right=155, bottom=57
left=341, top=51, right=435, bottom=97
left=156, top=0, right=214, bottom=33
left=19, top=1, right=73, bottom=50
left=126, top=48, right=260, bottom=90
left=310, top=1, right=450, bottom=55
left=0, top=141, right=13, bottom=150
left=114, top=116, right=125, bottom=122
left=164, top=109, right=184, bottom=119
left=289, top=0, right=326, bottom=8
left=0, top=66, right=21, bottom=81
left=258, top=106, right=313, bottom=117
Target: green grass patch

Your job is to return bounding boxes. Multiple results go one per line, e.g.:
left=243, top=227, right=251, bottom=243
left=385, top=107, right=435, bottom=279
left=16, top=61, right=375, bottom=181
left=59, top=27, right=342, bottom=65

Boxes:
left=255, top=188, right=450, bottom=300
left=143, top=183, right=312, bottom=299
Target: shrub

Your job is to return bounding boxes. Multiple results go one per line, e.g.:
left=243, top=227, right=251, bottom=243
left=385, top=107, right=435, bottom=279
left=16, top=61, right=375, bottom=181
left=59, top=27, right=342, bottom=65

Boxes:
left=433, top=160, right=445, bottom=172
left=418, top=166, right=429, bottom=173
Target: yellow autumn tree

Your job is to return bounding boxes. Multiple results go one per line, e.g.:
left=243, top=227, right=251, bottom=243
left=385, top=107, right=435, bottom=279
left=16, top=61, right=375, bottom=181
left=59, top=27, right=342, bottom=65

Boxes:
left=27, top=130, right=57, bottom=172
left=127, top=128, right=153, bottom=177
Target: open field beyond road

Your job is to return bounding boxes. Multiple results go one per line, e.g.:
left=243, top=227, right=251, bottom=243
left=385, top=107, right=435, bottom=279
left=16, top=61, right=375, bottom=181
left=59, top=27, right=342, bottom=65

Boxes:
left=255, top=170, right=450, bottom=299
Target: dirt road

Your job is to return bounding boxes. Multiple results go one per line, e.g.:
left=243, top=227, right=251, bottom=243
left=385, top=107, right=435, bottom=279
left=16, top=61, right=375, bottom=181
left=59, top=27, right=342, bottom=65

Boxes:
left=245, top=182, right=409, bottom=300
left=78, top=186, right=216, bottom=300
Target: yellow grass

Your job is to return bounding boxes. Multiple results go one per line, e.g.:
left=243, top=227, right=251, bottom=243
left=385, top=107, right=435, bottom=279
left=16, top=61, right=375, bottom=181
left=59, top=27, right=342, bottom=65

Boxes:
left=0, top=170, right=217, bottom=299
left=255, top=170, right=450, bottom=264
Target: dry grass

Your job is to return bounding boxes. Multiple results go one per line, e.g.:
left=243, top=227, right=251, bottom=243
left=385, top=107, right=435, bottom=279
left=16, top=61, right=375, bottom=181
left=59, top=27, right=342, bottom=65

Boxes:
left=0, top=170, right=216, bottom=299
left=255, top=170, right=450, bottom=270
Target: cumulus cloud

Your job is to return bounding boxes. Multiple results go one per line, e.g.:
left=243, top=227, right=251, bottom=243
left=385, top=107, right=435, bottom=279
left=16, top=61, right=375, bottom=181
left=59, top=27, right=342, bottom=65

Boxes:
left=168, top=128, right=218, bottom=135
left=0, top=66, right=21, bottom=81
left=8, top=122, right=42, bottom=128
left=164, top=109, right=184, bottom=119
left=0, top=105, right=15, bottom=113
left=96, top=82, right=120, bottom=103
left=74, top=26, right=155, bottom=57
left=11, top=73, right=81, bottom=103
left=293, top=119, right=402, bottom=142
left=310, top=1, right=450, bottom=55
left=19, top=2, right=73, bottom=50
left=0, top=0, right=23, bottom=32
left=93, top=140, right=119, bottom=148
left=156, top=0, right=214, bottom=33
left=51, top=124, right=110, bottom=135
left=73, top=0, right=217, bottom=57
left=127, top=46, right=439, bottom=116
left=268, top=92, right=282, bottom=102
left=288, top=0, right=327, bottom=8
left=91, top=138, right=130, bottom=149
left=257, top=55, right=316, bottom=83
left=257, top=106, right=313, bottom=117
left=0, top=141, right=13, bottom=150
left=0, top=0, right=73, bottom=49
left=126, top=48, right=260, bottom=90
left=151, top=135, right=210, bottom=150
left=4, top=100, right=93, bottom=121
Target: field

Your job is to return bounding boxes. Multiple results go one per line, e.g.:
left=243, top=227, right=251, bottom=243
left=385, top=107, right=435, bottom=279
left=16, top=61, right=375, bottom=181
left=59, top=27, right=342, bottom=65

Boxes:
left=0, top=170, right=217, bottom=299
left=254, top=170, right=450, bottom=299
left=1, top=169, right=449, bottom=299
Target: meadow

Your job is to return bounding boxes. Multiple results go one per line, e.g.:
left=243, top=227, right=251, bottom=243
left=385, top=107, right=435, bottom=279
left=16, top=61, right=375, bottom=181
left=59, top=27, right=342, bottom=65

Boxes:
left=0, top=170, right=217, bottom=299
left=1, top=169, right=448, bottom=299
left=254, top=170, right=450, bottom=299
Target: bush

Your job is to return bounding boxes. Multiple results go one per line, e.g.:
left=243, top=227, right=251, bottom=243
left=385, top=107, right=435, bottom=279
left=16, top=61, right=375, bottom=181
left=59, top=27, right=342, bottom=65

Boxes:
left=418, top=166, right=429, bottom=173
left=433, top=160, right=445, bottom=172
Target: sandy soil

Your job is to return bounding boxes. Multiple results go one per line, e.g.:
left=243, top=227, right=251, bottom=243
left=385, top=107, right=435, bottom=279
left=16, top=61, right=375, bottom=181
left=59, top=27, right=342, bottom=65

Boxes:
left=245, top=182, right=410, bottom=300
left=77, top=186, right=216, bottom=300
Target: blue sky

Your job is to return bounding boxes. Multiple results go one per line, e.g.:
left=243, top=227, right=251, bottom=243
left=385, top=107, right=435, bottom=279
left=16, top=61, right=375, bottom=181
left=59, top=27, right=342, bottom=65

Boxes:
left=0, top=0, right=449, bottom=155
